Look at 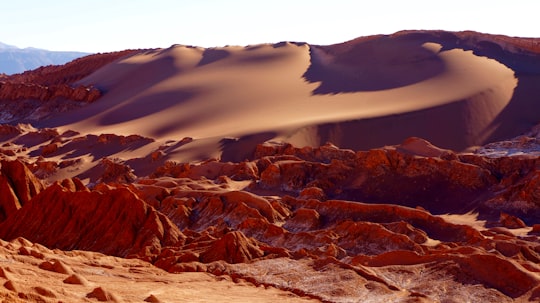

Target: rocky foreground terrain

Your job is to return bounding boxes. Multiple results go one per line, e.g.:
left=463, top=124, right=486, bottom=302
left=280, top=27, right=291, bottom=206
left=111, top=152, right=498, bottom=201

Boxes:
left=1, top=126, right=540, bottom=302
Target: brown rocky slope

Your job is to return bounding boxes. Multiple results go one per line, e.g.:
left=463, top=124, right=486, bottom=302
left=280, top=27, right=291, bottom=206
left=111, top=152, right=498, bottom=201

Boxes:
left=1, top=136, right=540, bottom=302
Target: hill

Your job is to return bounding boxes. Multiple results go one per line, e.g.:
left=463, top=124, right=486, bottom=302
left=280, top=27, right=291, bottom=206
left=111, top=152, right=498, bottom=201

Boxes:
left=0, top=42, right=88, bottom=75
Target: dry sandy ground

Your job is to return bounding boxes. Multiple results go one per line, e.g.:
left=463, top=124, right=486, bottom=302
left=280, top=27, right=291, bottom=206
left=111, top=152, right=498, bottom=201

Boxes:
left=0, top=238, right=316, bottom=303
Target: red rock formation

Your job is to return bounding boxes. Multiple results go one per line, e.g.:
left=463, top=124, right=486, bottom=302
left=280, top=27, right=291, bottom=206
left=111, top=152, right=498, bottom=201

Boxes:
left=0, top=81, right=101, bottom=102
left=151, top=158, right=259, bottom=181
left=0, top=181, right=184, bottom=257
left=352, top=249, right=539, bottom=298
left=199, top=231, right=264, bottom=264
left=98, top=158, right=137, bottom=183
left=0, top=160, right=43, bottom=221
left=0, top=124, right=22, bottom=139
left=1, top=134, right=540, bottom=301
left=251, top=140, right=540, bottom=223
left=0, top=160, right=44, bottom=204
left=499, top=212, right=527, bottom=229
left=86, top=287, right=121, bottom=302
left=283, top=208, right=320, bottom=232
left=255, top=143, right=496, bottom=214
left=5, top=50, right=139, bottom=85
left=0, top=174, right=20, bottom=221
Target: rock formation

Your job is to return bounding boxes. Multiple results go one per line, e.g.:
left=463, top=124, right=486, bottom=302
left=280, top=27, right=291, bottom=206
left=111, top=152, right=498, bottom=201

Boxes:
left=5, top=50, right=138, bottom=85
left=0, top=49, right=139, bottom=122
left=0, top=159, right=43, bottom=221
left=0, top=81, right=101, bottom=102
left=0, top=181, right=184, bottom=257
left=1, top=135, right=539, bottom=301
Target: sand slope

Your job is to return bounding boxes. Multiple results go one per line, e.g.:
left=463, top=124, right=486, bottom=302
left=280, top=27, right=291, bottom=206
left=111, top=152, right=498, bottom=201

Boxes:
left=34, top=31, right=540, bottom=162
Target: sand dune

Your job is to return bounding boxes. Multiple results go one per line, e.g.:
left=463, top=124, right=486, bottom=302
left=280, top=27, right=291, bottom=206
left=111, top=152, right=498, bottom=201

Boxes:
left=32, top=31, right=540, bottom=163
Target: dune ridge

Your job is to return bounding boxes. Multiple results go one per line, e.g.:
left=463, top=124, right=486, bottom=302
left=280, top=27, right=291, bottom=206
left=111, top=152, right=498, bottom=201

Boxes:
left=26, top=30, right=536, bottom=157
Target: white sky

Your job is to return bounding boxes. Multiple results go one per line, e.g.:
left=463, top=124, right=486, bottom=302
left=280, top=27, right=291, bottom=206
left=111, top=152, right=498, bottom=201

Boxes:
left=2, top=0, right=539, bottom=53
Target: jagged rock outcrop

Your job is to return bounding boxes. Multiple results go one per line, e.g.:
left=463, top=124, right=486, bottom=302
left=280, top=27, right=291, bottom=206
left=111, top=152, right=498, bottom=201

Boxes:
left=0, top=81, right=101, bottom=102
left=0, top=174, right=20, bottom=221
left=352, top=250, right=540, bottom=299
left=2, top=133, right=540, bottom=301
left=255, top=141, right=496, bottom=214
left=124, top=172, right=540, bottom=299
left=97, top=158, right=137, bottom=183
left=253, top=140, right=540, bottom=222
left=0, top=160, right=44, bottom=204
left=0, top=159, right=43, bottom=221
left=0, top=181, right=184, bottom=257
left=151, top=158, right=259, bottom=180
left=199, top=231, right=265, bottom=264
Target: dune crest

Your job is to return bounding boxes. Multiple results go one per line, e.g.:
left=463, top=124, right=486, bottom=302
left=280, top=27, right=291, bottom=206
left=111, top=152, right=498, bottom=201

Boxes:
left=24, top=31, right=534, bottom=158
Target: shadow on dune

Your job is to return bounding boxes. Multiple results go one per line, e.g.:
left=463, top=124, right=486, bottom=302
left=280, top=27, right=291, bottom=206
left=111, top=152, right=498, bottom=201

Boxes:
left=486, top=75, right=540, bottom=141
left=311, top=99, right=476, bottom=151
left=98, top=90, right=195, bottom=125
left=220, top=132, right=277, bottom=162
left=473, top=53, right=540, bottom=143
left=303, top=31, right=540, bottom=149
left=28, top=134, right=154, bottom=160
left=303, top=34, right=447, bottom=94
left=38, top=53, right=183, bottom=129
left=149, top=109, right=217, bottom=138
left=197, top=48, right=230, bottom=67
left=439, top=32, right=540, bottom=144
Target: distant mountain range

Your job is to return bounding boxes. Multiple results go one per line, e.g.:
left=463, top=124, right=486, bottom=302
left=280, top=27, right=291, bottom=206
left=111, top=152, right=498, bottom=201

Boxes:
left=0, top=42, right=89, bottom=75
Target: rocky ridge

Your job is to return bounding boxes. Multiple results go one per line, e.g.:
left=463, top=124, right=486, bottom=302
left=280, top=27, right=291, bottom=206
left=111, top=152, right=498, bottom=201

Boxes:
left=0, top=81, right=101, bottom=102
left=0, top=50, right=139, bottom=122
left=1, top=132, right=540, bottom=302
